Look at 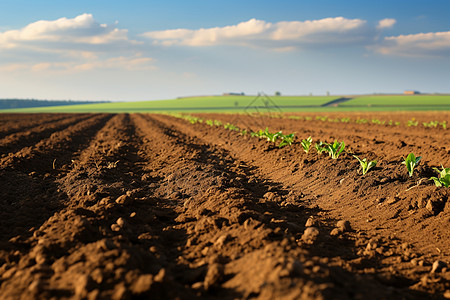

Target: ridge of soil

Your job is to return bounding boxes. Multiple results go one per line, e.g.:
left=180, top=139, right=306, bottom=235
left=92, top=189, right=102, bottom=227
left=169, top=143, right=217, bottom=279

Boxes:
left=0, top=112, right=449, bottom=299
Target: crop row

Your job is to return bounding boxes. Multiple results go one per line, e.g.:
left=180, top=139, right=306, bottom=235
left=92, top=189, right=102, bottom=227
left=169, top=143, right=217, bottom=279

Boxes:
left=169, top=113, right=450, bottom=187
left=284, top=115, right=448, bottom=130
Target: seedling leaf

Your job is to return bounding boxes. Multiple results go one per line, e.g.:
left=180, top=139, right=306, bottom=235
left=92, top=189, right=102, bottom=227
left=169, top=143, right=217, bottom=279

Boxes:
left=430, top=166, right=450, bottom=187
left=402, top=153, right=421, bottom=177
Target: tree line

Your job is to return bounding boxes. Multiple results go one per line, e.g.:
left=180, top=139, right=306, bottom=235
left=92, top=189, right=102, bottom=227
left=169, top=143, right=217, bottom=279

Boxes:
left=0, top=99, right=109, bottom=110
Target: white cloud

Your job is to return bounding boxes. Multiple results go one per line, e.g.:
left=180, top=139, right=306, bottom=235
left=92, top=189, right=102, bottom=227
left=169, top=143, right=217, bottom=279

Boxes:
left=0, top=13, right=137, bottom=50
left=377, top=18, right=396, bottom=29
left=372, top=31, right=450, bottom=57
left=0, top=14, right=155, bottom=72
left=142, top=17, right=369, bottom=50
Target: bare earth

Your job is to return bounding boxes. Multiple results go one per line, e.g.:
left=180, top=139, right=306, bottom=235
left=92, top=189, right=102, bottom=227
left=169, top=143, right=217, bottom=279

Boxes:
left=0, top=112, right=449, bottom=299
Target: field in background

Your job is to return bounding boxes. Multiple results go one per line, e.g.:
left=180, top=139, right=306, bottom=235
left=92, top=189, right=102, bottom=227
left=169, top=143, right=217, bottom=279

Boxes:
left=1, top=94, right=449, bottom=113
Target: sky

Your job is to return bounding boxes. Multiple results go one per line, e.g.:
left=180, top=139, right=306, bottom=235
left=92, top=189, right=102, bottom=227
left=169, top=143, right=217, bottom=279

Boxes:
left=0, top=0, right=449, bottom=101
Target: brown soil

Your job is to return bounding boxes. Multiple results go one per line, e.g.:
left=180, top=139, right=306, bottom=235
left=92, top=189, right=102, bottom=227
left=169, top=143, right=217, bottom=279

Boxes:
left=0, top=112, right=449, bottom=299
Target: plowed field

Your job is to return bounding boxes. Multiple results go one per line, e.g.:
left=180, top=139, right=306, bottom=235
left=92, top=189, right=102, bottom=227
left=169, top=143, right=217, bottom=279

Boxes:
left=0, top=112, right=449, bottom=299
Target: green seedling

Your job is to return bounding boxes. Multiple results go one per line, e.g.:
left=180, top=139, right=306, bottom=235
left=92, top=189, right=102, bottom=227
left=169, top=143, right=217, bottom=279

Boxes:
left=260, top=128, right=279, bottom=142
left=430, top=166, right=450, bottom=187
left=224, top=123, right=239, bottom=131
left=407, top=119, right=418, bottom=127
left=266, top=131, right=282, bottom=143
left=314, top=141, right=327, bottom=154
left=371, top=119, right=385, bottom=125
left=251, top=128, right=266, bottom=138
left=402, top=153, right=422, bottom=177
left=250, top=131, right=261, bottom=138
left=353, top=155, right=377, bottom=175
left=422, top=121, right=439, bottom=128
left=323, top=140, right=345, bottom=159
left=205, top=119, right=214, bottom=126
left=301, top=136, right=313, bottom=153
left=278, top=133, right=295, bottom=148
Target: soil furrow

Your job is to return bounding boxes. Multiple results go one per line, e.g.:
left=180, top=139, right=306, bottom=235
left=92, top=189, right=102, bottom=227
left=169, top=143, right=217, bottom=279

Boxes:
left=1, top=114, right=195, bottom=299
left=0, top=114, right=111, bottom=172
left=0, top=114, right=68, bottom=140
left=0, top=114, right=91, bottom=155
left=0, top=114, right=112, bottom=245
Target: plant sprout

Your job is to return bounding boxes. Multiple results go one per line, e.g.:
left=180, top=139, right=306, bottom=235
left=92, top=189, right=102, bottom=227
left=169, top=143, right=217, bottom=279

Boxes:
left=430, top=166, right=450, bottom=187
left=278, top=133, right=295, bottom=148
left=323, top=140, right=345, bottom=159
left=402, top=153, right=422, bottom=177
left=301, top=137, right=313, bottom=153
left=353, top=155, right=377, bottom=175
left=315, top=141, right=327, bottom=155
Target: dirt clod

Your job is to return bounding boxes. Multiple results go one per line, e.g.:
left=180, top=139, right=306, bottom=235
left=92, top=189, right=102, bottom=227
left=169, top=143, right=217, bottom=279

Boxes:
left=431, top=260, right=448, bottom=273
left=336, top=220, right=351, bottom=232
left=302, top=227, right=319, bottom=243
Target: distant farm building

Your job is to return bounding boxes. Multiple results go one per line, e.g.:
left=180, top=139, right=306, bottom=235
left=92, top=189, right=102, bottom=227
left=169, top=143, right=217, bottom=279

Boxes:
left=404, top=90, right=420, bottom=95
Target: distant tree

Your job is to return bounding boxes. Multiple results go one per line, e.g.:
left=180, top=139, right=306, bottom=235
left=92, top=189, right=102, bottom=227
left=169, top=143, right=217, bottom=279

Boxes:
left=326, top=91, right=330, bottom=96
left=275, top=91, right=281, bottom=96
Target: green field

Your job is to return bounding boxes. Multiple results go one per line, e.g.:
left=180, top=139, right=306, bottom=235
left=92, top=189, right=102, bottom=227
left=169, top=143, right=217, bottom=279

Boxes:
left=338, top=95, right=450, bottom=108
left=0, top=95, right=337, bottom=113
left=1, top=94, right=449, bottom=113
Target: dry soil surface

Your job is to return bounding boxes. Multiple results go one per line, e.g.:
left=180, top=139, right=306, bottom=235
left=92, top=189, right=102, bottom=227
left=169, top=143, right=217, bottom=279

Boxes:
left=0, top=112, right=449, bottom=299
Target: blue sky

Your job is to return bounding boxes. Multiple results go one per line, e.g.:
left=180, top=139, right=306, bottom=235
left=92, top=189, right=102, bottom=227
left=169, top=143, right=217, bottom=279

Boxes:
left=0, top=0, right=449, bottom=101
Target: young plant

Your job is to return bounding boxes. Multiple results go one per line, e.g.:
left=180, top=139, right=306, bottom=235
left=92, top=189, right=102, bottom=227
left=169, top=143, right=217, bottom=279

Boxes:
left=422, top=121, right=439, bottom=128
left=250, top=130, right=263, bottom=138
left=263, top=128, right=281, bottom=143
left=301, top=136, right=313, bottom=153
left=324, top=140, right=345, bottom=159
left=224, top=123, right=240, bottom=131
left=407, top=119, right=418, bottom=127
left=402, top=153, right=422, bottom=177
left=353, top=155, right=377, bottom=175
left=314, top=141, right=327, bottom=155
left=278, top=133, right=295, bottom=148
left=430, top=166, right=450, bottom=187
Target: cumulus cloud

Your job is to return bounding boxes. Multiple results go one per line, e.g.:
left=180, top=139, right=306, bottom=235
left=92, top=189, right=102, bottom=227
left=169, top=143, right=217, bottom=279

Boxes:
left=377, top=18, right=396, bottom=29
left=372, top=31, right=450, bottom=57
left=142, top=17, right=370, bottom=50
left=0, top=14, right=155, bottom=72
left=0, top=14, right=138, bottom=50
